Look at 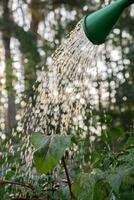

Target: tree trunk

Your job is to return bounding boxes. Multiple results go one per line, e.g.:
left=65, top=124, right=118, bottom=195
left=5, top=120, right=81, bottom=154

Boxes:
left=30, top=0, right=42, bottom=33
left=23, top=0, right=41, bottom=103
left=2, top=0, right=16, bottom=134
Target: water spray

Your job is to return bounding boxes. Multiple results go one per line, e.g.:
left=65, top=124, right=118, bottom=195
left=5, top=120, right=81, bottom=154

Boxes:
left=83, top=0, right=134, bottom=45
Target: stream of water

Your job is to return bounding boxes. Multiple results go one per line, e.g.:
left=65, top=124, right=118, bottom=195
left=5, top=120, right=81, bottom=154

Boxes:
left=2, top=20, right=98, bottom=186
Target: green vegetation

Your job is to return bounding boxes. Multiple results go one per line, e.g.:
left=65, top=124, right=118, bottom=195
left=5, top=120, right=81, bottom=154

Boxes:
left=31, top=125, right=134, bottom=200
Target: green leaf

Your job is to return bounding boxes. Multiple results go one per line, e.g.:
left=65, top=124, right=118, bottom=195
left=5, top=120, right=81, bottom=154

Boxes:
left=124, top=137, right=134, bottom=148
left=31, top=132, right=50, bottom=149
left=4, top=169, right=15, bottom=180
left=93, top=180, right=111, bottom=200
left=118, top=148, right=134, bottom=166
left=31, top=133, right=72, bottom=174
left=56, top=186, right=70, bottom=200
left=110, top=127, right=124, bottom=140
left=107, top=166, right=134, bottom=194
left=72, top=169, right=104, bottom=200
left=101, top=131, right=110, bottom=145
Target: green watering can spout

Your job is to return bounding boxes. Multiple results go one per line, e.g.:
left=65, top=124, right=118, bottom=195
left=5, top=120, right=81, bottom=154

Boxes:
left=83, top=0, right=134, bottom=45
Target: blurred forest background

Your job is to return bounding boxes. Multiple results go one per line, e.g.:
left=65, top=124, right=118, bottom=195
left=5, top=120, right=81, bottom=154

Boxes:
left=0, top=0, right=134, bottom=199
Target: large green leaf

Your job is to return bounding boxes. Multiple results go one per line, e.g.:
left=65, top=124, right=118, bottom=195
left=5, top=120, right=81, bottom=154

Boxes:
left=72, top=169, right=104, bottom=200
left=107, top=166, right=134, bottom=194
left=31, top=133, right=72, bottom=174
left=31, top=133, right=50, bottom=149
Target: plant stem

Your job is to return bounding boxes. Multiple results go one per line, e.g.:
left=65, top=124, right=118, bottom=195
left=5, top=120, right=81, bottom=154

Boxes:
left=0, top=179, right=34, bottom=190
left=61, top=156, right=74, bottom=199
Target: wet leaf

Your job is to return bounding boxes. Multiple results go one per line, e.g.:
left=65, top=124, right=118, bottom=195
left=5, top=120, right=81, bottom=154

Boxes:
left=107, top=166, right=134, bottom=194
left=31, top=133, right=72, bottom=174
left=72, top=169, right=104, bottom=200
